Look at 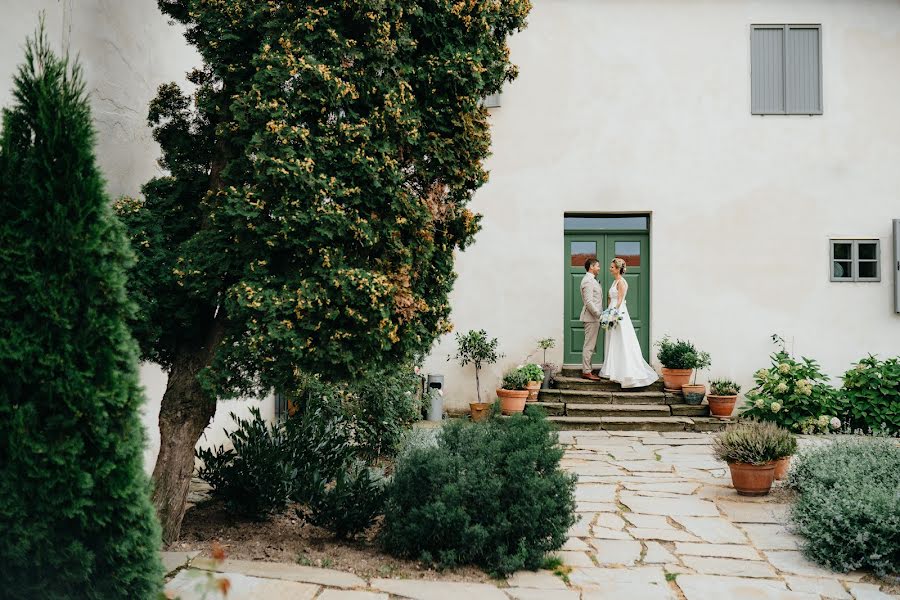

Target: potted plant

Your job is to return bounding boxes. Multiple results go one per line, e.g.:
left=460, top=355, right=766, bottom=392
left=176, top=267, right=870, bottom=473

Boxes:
left=656, top=336, right=710, bottom=392
left=773, top=431, right=797, bottom=480
left=682, top=352, right=712, bottom=404
left=449, top=329, right=501, bottom=422
left=537, top=337, right=557, bottom=389
left=707, top=378, right=741, bottom=419
left=497, top=367, right=530, bottom=415
left=520, top=363, right=544, bottom=401
left=713, top=422, right=795, bottom=496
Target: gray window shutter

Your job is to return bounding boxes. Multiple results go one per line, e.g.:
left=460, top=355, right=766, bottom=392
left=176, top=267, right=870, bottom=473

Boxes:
left=751, top=27, right=785, bottom=114
left=785, top=26, right=822, bottom=114
left=894, top=220, right=900, bottom=313
left=483, top=93, right=501, bottom=108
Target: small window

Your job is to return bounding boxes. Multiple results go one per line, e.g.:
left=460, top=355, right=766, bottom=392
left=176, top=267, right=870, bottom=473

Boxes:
left=830, top=240, right=880, bottom=282
left=751, top=25, right=822, bottom=115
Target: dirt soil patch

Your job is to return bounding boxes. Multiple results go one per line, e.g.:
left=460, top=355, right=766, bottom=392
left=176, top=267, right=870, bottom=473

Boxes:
left=168, top=499, right=494, bottom=584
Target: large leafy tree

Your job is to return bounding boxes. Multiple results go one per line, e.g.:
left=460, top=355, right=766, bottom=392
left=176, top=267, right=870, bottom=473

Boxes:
left=0, top=26, right=162, bottom=598
left=118, top=0, right=530, bottom=541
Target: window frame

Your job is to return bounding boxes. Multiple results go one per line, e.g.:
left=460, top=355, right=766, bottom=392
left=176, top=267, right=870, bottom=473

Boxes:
left=830, top=239, right=881, bottom=282
left=751, top=24, right=823, bottom=116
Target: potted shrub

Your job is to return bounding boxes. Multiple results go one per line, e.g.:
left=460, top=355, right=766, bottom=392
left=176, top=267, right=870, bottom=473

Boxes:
left=537, top=337, right=557, bottom=389
left=713, top=422, right=795, bottom=496
left=707, top=378, right=741, bottom=418
left=656, top=336, right=710, bottom=392
left=521, top=363, right=544, bottom=401
left=449, top=329, right=501, bottom=422
left=682, top=352, right=712, bottom=404
left=772, top=431, right=798, bottom=480
left=497, top=367, right=530, bottom=415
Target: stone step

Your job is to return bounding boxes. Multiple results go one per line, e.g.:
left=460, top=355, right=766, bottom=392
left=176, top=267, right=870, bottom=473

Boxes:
left=554, top=375, right=664, bottom=392
left=671, top=403, right=711, bottom=417
left=525, top=401, right=565, bottom=416
left=549, top=415, right=733, bottom=432
left=539, top=388, right=672, bottom=405
left=566, top=403, right=671, bottom=417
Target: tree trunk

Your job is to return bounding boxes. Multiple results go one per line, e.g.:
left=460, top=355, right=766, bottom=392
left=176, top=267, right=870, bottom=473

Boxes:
left=151, top=321, right=223, bottom=543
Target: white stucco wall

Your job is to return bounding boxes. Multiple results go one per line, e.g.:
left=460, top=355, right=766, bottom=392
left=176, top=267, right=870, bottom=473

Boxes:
left=424, top=0, right=900, bottom=410
left=2, top=0, right=897, bottom=429
left=0, top=1, right=273, bottom=473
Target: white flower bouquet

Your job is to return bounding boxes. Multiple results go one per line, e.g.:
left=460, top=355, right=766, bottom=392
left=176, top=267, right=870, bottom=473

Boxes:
left=600, top=307, right=624, bottom=330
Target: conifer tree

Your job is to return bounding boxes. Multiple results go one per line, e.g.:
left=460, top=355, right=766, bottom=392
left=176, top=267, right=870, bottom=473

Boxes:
left=0, top=26, right=162, bottom=598
left=117, top=0, right=531, bottom=541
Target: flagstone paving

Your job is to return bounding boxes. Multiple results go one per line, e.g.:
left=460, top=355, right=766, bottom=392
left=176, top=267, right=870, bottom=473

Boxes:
left=164, top=431, right=899, bottom=600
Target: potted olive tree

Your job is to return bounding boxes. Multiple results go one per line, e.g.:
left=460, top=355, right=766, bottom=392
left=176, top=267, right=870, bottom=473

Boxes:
left=521, top=363, right=544, bottom=401
left=497, top=367, right=530, bottom=415
left=713, top=422, right=796, bottom=496
left=537, top=337, right=557, bottom=389
left=707, top=378, right=741, bottom=419
left=656, top=336, right=710, bottom=393
left=449, top=329, right=501, bottom=422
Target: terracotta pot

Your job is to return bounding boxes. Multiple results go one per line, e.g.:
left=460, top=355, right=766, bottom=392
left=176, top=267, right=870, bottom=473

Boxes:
left=728, top=461, right=776, bottom=496
left=682, top=384, right=706, bottom=405
left=469, top=402, right=491, bottom=422
left=661, top=368, right=693, bottom=391
left=525, top=381, right=541, bottom=401
left=774, top=456, right=791, bottom=480
left=707, top=394, right=737, bottom=419
left=496, top=388, right=528, bottom=415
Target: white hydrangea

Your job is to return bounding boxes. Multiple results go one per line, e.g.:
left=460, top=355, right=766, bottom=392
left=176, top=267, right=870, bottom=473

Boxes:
left=818, top=415, right=830, bottom=428
left=830, top=417, right=842, bottom=430
left=778, top=363, right=791, bottom=374
left=755, top=369, right=768, bottom=380
left=776, top=381, right=789, bottom=393
left=755, top=398, right=765, bottom=409
left=771, top=402, right=782, bottom=413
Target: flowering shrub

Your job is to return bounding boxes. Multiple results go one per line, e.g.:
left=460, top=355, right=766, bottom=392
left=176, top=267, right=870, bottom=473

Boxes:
left=742, top=340, right=845, bottom=433
left=713, top=422, right=796, bottom=465
left=841, top=356, right=900, bottom=435
left=787, top=438, right=900, bottom=576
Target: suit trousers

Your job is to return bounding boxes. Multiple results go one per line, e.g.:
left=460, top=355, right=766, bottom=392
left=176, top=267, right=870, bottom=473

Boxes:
left=582, top=321, right=600, bottom=373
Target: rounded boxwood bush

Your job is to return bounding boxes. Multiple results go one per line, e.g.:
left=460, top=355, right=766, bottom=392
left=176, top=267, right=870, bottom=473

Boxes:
left=379, top=408, right=576, bottom=575
left=787, top=438, right=900, bottom=576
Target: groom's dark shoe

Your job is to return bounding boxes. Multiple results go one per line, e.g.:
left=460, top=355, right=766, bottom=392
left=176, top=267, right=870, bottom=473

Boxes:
left=581, top=372, right=601, bottom=381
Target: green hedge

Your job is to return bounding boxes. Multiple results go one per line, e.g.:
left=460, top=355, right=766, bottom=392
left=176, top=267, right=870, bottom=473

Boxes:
left=841, top=356, right=900, bottom=435
left=787, top=438, right=900, bottom=576
left=379, top=407, right=576, bottom=576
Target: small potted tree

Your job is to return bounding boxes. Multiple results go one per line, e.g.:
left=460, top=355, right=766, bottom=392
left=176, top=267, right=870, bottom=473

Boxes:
left=707, top=378, right=741, bottom=419
left=713, top=422, right=795, bottom=496
left=521, top=363, right=544, bottom=401
left=537, top=337, right=557, bottom=389
left=656, top=336, right=710, bottom=392
left=497, top=367, right=530, bottom=415
left=682, top=352, right=712, bottom=404
left=449, top=329, right=501, bottom=422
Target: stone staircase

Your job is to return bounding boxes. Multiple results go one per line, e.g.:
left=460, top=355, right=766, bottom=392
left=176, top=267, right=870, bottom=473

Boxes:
left=535, top=366, right=733, bottom=432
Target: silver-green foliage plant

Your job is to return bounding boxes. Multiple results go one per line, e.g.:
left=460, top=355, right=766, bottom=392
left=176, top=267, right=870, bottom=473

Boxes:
left=713, top=422, right=797, bottom=465
left=709, top=378, right=741, bottom=396
left=786, top=438, right=900, bottom=576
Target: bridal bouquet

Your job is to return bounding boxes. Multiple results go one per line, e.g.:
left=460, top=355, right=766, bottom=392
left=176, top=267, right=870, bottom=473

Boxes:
left=600, top=307, right=623, bottom=330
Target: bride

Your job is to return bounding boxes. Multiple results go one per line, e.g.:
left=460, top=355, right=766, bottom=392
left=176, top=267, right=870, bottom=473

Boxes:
left=600, top=258, right=659, bottom=388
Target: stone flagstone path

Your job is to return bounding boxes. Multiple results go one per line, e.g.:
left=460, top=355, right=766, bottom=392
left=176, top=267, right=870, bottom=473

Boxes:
left=164, top=430, right=899, bottom=600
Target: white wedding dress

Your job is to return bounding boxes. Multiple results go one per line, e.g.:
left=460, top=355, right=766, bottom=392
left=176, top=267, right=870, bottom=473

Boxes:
left=600, top=279, right=659, bottom=388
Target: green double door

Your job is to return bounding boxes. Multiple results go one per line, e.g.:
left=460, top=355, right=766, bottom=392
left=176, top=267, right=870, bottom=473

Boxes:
left=563, top=232, right=651, bottom=365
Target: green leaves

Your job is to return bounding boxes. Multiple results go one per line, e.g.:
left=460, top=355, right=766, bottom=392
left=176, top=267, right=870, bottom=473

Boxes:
left=119, top=0, right=532, bottom=397
left=0, top=23, right=161, bottom=598
left=841, top=356, right=900, bottom=435
left=655, top=336, right=711, bottom=370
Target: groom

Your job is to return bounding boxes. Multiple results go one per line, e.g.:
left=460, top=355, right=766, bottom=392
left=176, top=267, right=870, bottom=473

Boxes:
left=580, top=258, right=603, bottom=380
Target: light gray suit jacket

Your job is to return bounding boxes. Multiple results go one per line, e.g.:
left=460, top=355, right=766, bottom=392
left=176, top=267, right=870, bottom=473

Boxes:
left=579, top=273, right=603, bottom=323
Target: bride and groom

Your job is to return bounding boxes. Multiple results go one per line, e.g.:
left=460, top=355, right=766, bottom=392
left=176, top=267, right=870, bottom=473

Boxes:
left=580, top=257, right=658, bottom=388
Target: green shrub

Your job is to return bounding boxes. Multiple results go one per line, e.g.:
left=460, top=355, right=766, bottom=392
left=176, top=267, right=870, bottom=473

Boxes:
left=710, top=378, right=741, bottom=396
left=303, top=462, right=386, bottom=539
left=841, top=356, right=900, bottom=435
left=655, top=336, right=710, bottom=370
left=380, top=408, right=577, bottom=576
left=521, top=363, right=545, bottom=383
left=787, top=438, right=900, bottom=576
left=501, top=367, right=531, bottom=390
left=0, top=27, right=162, bottom=598
left=713, top=422, right=796, bottom=465
left=741, top=337, right=845, bottom=433
left=197, top=408, right=297, bottom=519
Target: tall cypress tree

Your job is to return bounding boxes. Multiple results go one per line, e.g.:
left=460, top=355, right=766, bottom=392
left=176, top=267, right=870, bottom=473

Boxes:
left=0, top=25, right=162, bottom=599
left=117, top=0, right=531, bottom=541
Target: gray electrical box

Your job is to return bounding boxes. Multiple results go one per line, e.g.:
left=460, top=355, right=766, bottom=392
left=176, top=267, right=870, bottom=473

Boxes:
left=426, top=375, right=444, bottom=422
left=894, top=219, right=899, bottom=313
